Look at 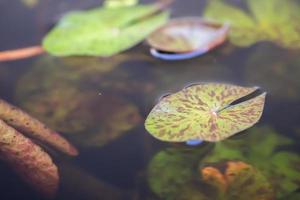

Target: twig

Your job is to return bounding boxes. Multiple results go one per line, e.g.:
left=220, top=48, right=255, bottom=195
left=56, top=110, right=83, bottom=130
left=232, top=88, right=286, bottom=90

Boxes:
left=0, top=45, right=45, bottom=62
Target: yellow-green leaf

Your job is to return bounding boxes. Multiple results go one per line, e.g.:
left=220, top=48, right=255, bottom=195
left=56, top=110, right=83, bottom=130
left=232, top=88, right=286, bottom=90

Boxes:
left=103, top=0, right=139, bottom=8
left=204, top=0, right=300, bottom=49
left=43, top=4, right=169, bottom=56
left=145, top=83, right=266, bottom=142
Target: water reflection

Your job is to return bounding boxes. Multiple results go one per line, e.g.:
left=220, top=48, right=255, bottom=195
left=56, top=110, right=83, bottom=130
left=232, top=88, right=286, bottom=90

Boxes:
left=58, top=162, right=128, bottom=200
left=245, top=44, right=300, bottom=101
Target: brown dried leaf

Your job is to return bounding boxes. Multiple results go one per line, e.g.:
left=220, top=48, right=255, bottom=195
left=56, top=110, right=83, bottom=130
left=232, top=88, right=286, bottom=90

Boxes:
left=0, top=99, right=78, bottom=156
left=0, top=119, right=59, bottom=198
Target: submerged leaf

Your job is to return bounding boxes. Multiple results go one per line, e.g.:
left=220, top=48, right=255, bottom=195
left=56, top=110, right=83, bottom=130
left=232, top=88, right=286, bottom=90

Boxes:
left=71, top=94, right=142, bottom=147
left=43, top=4, right=169, bottom=56
left=15, top=55, right=144, bottom=147
left=200, top=161, right=275, bottom=200
left=147, top=146, right=211, bottom=200
left=202, top=126, right=300, bottom=198
left=0, top=119, right=59, bottom=197
left=145, top=83, right=266, bottom=143
left=204, top=0, right=300, bottom=49
left=147, top=147, right=274, bottom=200
left=0, top=99, right=78, bottom=156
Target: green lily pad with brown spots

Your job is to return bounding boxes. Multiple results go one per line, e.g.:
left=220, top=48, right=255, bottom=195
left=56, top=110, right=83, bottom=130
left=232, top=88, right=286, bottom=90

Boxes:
left=145, top=83, right=266, bottom=142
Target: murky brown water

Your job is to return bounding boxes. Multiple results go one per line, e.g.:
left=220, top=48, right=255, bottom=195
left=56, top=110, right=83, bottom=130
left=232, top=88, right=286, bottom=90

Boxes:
left=1, top=0, right=300, bottom=199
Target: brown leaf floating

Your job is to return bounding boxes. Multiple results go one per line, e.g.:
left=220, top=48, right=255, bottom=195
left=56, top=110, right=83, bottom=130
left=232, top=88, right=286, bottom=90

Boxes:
left=0, top=119, right=59, bottom=198
left=0, top=99, right=78, bottom=156
left=0, top=98, right=79, bottom=198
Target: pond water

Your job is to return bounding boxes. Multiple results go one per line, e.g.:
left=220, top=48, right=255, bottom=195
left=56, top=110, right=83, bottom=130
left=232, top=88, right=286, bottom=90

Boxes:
left=0, top=0, right=300, bottom=200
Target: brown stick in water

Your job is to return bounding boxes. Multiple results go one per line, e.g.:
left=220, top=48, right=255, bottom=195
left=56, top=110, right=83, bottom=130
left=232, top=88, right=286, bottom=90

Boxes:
left=0, top=45, right=45, bottom=62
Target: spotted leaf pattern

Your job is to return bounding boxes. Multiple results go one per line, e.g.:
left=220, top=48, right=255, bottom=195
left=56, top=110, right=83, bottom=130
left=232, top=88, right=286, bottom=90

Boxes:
left=0, top=119, right=59, bottom=197
left=145, top=83, right=266, bottom=142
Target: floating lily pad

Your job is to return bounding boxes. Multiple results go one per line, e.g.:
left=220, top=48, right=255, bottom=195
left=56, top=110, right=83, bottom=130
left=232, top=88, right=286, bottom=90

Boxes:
left=147, top=18, right=229, bottom=53
left=43, top=3, right=169, bottom=56
left=149, top=48, right=210, bottom=61
left=204, top=0, right=300, bottom=49
left=145, top=83, right=266, bottom=143
left=202, top=126, right=300, bottom=198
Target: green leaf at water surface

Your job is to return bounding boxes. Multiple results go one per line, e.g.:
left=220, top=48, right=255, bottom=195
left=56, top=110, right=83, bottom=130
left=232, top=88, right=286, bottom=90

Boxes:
left=103, top=0, right=139, bottom=8
left=145, top=83, right=266, bottom=143
left=204, top=0, right=300, bottom=49
left=42, top=4, right=169, bottom=56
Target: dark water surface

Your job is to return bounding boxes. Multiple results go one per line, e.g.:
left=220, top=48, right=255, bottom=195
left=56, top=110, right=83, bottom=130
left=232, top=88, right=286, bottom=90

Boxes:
left=1, top=0, right=300, bottom=200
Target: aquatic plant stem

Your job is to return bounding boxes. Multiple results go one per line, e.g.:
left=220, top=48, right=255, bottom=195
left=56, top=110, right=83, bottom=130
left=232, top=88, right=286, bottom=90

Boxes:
left=0, top=45, right=45, bottom=62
